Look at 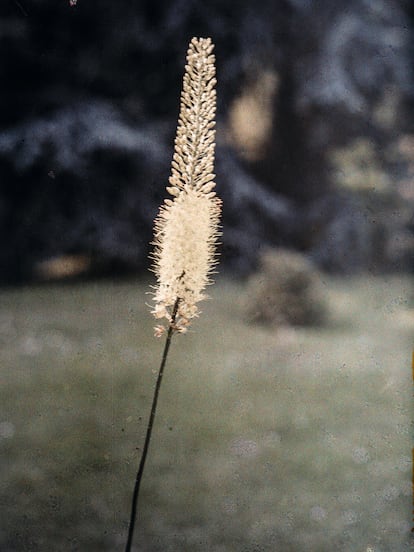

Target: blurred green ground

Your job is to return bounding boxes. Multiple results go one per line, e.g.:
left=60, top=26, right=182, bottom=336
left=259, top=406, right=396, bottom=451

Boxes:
left=0, top=275, right=412, bottom=551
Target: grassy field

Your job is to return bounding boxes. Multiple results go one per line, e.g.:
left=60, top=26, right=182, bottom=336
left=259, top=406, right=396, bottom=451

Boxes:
left=0, top=275, right=413, bottom=551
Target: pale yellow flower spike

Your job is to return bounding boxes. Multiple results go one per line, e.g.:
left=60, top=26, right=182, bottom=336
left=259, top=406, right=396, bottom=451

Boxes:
left=150, top=37, right=222, bottom=335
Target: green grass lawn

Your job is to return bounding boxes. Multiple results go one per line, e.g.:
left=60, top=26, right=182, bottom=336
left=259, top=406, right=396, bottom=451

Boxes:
left=0, top=275, right=412, bottom=551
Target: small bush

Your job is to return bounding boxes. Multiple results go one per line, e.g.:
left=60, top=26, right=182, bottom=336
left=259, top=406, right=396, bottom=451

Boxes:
left=245, top=248, right=328, bottom=327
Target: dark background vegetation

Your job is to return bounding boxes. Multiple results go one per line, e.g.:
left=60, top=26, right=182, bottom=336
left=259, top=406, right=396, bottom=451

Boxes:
left=0, top=0, right=413, bottom=284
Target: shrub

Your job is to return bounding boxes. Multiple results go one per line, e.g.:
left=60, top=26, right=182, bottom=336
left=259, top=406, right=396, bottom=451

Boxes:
left=245, top=248, right=327, bottom=327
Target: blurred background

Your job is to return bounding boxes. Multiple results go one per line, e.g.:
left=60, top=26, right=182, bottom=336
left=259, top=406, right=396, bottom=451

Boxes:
left=0, top=1, right=413, bottom=551
left=0, top=0, right=412, bottom=282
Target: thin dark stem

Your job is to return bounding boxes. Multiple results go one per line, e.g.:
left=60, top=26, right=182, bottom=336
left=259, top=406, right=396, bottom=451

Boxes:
left=124, top=298, right=180, bottom=552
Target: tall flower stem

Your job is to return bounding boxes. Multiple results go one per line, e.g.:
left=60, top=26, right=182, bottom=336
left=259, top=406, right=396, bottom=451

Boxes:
left=124, top=298, right=180, bottom=552
left=124, top=36, right=220, bottom=551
